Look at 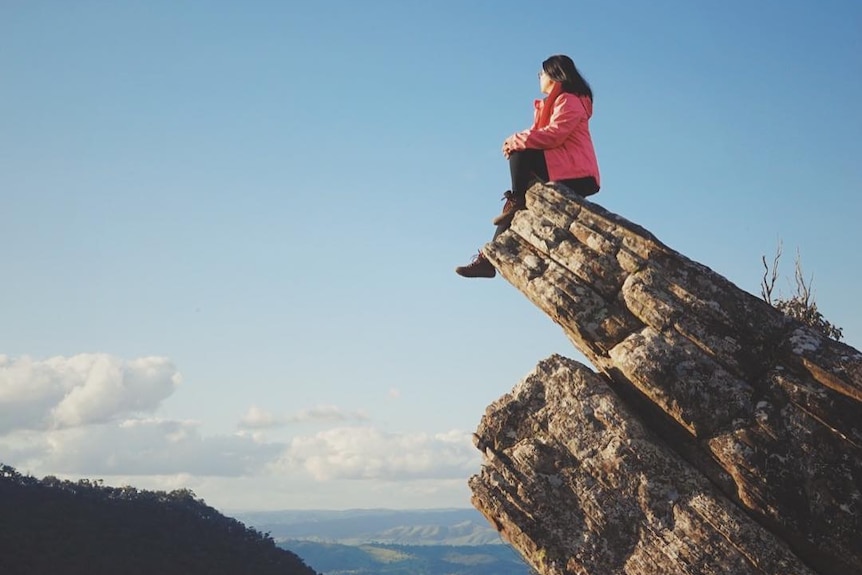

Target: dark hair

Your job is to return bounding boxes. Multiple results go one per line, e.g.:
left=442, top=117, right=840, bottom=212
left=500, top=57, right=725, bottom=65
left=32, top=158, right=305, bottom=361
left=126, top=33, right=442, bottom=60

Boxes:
left=542, top=54, right=593, bottom=100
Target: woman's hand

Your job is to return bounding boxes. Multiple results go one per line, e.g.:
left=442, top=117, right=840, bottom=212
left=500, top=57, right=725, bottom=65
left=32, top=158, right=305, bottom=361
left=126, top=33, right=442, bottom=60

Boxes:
left=502, top=137, right=514, bottom=158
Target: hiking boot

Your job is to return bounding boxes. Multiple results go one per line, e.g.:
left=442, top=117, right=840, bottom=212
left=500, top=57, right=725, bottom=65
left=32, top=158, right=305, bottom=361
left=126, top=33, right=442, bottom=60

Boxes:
left=455, top=252, right=496, bottom=278
left=491, top=190, right=525, bottom=226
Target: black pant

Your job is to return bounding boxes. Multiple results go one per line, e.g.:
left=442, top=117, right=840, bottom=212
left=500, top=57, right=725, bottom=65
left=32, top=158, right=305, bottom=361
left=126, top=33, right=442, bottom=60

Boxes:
left=494, top=149, right=599, bottom=238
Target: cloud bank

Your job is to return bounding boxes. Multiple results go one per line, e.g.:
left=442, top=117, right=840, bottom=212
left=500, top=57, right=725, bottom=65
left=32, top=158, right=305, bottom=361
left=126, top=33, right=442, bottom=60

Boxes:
left=0, top=353, right=180, bottom=433
left=239, top=405, right=369, bottom=429
left=279, top=427, right=476, bottom=481
left=2, top=418, right=283, bottom=476
left=0, top=353, right=479, bottom=508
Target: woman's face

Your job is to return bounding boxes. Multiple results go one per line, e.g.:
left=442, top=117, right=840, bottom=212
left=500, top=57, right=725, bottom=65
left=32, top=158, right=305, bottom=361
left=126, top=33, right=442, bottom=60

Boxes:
left=538, top=68, right=554, bottom=94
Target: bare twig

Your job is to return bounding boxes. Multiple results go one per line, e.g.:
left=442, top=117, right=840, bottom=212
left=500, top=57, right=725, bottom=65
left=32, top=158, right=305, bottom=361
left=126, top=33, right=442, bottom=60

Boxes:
left=760, top=239, right=782, bottom=304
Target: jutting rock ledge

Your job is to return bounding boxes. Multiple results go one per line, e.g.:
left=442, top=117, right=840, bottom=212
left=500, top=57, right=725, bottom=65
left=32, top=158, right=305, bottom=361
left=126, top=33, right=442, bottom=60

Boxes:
left=468, top=182, right=862, bottom=575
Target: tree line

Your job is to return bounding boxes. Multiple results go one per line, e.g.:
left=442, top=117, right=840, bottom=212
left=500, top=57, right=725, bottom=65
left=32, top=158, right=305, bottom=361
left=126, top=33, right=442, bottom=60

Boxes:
left=0, top=463, right=320, bottom=575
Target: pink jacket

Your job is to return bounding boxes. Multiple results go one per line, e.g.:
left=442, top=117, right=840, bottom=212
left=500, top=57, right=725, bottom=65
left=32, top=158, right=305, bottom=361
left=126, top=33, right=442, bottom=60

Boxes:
left=507, top=93, right=600, bottom=187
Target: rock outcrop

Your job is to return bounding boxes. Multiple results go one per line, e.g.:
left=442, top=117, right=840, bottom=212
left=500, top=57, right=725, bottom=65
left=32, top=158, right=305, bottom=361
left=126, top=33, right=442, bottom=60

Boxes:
left=469, top=183, right=862, bottom=575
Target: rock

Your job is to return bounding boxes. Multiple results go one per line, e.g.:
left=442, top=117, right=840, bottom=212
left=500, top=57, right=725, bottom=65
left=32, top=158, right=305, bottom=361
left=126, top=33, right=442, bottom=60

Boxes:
left=470, top=182, right=862, bottom=575
left=470, top=355, right=818, bottom=575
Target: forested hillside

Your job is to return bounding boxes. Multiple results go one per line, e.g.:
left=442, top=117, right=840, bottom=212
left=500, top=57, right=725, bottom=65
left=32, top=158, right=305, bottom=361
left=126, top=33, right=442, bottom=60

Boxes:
left=0, top=464, right=319, bottom=575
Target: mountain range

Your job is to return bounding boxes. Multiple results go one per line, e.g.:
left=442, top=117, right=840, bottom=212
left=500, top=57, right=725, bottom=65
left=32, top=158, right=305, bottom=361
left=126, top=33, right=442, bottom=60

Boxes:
left=234, top=508, right=504, bottom=546
left=234, top=508, right=533, bottom=575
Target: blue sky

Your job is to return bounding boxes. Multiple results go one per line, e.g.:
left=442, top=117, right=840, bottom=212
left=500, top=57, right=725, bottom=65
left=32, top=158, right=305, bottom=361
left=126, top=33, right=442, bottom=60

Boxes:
left=1, top=1, right=860, bottom=511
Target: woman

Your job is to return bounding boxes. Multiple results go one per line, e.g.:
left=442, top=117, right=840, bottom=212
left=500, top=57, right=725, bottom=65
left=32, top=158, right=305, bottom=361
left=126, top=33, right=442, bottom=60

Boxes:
left=455, top=54, right=600, bottom=278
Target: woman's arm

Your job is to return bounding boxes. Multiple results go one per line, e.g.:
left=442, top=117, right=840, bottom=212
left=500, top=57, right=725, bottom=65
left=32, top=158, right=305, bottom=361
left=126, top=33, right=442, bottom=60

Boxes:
left=504, top=93, right=586, bottom=151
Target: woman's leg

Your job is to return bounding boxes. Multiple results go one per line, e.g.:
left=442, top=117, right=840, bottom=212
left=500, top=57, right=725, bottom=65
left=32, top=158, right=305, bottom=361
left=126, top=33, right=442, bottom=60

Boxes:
left=509, top=149, right=549, bottom=197
left=456, top=150, right=551, bottom=277
left=557, top=176, right=599, bottom=197
left=492, top=149, right=550, bottom=234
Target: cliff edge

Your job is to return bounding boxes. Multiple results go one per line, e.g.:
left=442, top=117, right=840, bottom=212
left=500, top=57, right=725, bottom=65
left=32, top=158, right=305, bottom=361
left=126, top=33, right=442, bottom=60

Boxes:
left=469, top=182, right=862, bottom=575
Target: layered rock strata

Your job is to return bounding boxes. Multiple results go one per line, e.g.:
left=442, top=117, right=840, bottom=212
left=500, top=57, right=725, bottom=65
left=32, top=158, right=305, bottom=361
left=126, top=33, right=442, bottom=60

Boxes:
left=470, top=182, right=862, bottom=575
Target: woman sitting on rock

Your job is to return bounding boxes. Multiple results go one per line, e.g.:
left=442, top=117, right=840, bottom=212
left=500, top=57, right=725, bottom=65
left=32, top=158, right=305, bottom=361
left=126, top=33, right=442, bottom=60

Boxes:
left=455, top=54, right=601, bottom=278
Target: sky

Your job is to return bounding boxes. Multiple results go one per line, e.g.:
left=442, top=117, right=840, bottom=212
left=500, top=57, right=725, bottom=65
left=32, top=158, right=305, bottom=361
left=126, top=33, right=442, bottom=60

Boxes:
left=1, top=1, right=860, bottom=512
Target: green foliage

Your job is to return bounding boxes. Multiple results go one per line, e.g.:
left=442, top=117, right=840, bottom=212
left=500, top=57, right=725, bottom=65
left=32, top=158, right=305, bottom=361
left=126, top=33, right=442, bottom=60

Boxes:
left=761, top=242, right=843, bottom=341
left=0, top=463, right=319, bottom=575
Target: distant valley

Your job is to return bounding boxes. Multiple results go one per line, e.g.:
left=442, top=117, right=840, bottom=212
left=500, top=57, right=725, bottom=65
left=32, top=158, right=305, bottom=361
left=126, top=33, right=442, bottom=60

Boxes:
left=235, top=508, right=533, bottom=575
left=284, top=540, right=530, bottom=575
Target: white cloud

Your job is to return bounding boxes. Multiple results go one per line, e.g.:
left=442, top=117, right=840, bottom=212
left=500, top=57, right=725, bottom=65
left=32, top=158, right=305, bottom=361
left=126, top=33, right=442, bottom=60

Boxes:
left=239, top=404, right=369, bottom=429
left=1, top=417, right=283, bottom=477
left=0, top=353, right=482, bottom=509
left=0, top=354, right=180, bottom=433
left=0, top=420, right=479, bottom=497
left=240, top=406, right=278, bottom=428
left=276, top=426, right=478, bottom=481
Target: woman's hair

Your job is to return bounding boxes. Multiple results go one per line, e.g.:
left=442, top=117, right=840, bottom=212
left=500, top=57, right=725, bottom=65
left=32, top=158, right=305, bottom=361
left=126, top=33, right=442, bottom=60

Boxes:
left=542, top=54, right=593, bottom=100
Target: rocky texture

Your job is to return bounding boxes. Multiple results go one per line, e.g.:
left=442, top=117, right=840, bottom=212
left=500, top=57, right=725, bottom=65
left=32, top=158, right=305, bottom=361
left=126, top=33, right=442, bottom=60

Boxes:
left=470, top=356, right=818, bottom=575
left=469, top=182, right=862, bottom=575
